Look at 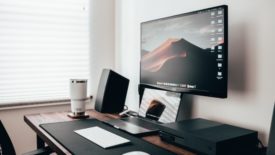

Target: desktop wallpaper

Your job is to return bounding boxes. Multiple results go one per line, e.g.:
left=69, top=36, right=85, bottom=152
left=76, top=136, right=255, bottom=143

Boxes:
left=140, top=6, right=227, bottom=96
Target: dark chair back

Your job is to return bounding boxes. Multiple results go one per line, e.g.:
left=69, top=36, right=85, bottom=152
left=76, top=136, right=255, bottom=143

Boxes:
left=267, top=104, right=275, bottom=155
left=0, top=120, right=16, bottom=155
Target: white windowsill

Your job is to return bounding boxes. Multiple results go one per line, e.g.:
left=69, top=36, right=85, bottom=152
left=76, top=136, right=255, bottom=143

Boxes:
left=0, top=96, right=93, bottom=111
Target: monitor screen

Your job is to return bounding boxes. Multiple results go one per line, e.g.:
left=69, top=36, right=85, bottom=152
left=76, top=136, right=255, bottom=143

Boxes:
left=140, top=5, right=228, bottom=98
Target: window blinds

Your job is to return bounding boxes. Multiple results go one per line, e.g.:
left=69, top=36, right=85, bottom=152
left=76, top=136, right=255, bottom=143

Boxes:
left=0, top=0, right=90, bottom=106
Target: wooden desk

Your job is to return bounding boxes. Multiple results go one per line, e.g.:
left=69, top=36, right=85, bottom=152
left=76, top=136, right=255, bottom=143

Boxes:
left=24, top=109, right=195, bottom=155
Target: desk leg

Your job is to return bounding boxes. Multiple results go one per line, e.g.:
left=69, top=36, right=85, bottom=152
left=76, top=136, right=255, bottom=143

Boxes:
left=36, top=135, right=52, bottom=155
left=37, top=135, right=45, bottom=149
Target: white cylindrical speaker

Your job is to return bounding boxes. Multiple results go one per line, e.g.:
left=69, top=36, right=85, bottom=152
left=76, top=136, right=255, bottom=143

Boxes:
left=70, top=79, right=87, bottom=116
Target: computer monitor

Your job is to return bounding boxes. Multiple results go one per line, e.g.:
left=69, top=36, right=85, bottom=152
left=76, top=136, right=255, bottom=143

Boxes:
left=140, top=5, right=228, bottom=98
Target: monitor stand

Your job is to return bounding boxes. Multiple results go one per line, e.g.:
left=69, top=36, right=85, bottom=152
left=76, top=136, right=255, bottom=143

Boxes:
left=175, top=93, right=193, bottom=121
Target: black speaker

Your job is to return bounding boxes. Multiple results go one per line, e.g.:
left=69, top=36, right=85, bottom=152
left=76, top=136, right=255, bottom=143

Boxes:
left=267, top=103, right=275, bottom=155
left=95, top=69, right=129, bottom=113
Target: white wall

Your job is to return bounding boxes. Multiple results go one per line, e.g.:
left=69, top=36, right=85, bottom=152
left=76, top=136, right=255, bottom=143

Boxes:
left=90, top=0, right=115, bottom=100
left=0, top=0, right=115, bottom=154
left=115, top=0, right=275, bottom=144
left=115, top=0, right=140, bottom=110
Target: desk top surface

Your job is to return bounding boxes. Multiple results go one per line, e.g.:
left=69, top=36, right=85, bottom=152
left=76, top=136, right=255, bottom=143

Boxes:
left=24, top=109, right=195, bottom=155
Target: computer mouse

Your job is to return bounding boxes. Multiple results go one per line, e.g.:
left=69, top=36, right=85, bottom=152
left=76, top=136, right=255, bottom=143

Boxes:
left=122, top=151, right=150, bottom=155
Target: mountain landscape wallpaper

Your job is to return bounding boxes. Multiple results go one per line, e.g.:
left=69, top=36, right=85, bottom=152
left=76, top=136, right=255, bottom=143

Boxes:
left=140, top=7, right=226, bottom=96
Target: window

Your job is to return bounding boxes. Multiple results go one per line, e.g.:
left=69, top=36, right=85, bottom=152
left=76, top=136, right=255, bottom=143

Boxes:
left=0, top=0, right=90, bottom=106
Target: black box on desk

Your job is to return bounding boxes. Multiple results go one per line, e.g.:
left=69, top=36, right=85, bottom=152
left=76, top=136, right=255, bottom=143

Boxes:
left=159, top=118, right=258, bottom=155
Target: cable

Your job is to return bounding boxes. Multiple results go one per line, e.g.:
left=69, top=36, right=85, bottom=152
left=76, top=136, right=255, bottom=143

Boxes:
left=124, top=105, right=128, bottom=110
left=258, top=138, right=265, bottom=149
left=257, top=138, right=267, bottom=155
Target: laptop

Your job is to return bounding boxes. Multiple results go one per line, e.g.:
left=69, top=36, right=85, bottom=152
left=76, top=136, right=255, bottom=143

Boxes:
left=105, top=88, right=182, bottom=136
